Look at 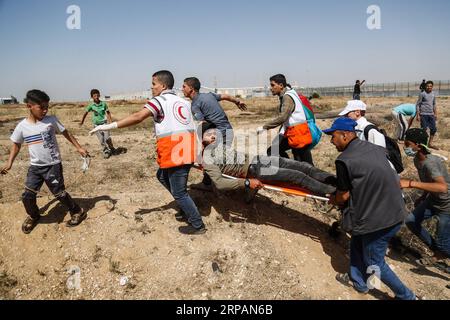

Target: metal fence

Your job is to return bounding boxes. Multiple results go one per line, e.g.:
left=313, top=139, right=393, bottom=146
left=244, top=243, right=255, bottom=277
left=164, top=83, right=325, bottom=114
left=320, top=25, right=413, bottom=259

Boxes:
left=301, top=80, right=450, bottom=98
left=107, top=80, right=450, bottom=101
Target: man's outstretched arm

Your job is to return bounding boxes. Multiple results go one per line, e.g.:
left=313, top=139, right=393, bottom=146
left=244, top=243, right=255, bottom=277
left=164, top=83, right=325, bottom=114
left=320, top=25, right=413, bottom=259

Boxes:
left=89, top=108, right=153, bottom=135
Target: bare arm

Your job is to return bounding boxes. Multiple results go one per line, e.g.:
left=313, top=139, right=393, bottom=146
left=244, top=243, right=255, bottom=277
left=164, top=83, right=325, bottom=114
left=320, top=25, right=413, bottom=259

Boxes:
left=220, top=94, right=247, bottom=111
left=1, top=143, right=21, bottom=174
left=106, top=110, right=113, bottom=124
left=89, top=108, right=153, bottom=136
left=434, top=97, right=438, bottom=120
left=62, top=130, right=89, bottom=157
left=80, top=112, right=89, bottom=126
left=416, top=94, right=423, bottom=122
left=117, top=108, right=152, bottom=129
left=400, top=177, right=448, bottom=194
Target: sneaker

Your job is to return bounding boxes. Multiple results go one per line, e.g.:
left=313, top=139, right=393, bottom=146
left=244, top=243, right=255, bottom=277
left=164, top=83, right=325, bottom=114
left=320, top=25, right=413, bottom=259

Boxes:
left=179, top=224, right=207, bottom=235
left=103, top=152, right=112, bottom=159
left=335, top=273, right=353, bottom=288
left=335, top=273, right=369, bottom=294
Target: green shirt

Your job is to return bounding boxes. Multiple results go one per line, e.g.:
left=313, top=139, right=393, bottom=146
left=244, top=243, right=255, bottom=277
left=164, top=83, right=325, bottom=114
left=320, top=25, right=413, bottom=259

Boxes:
left=86, top=101, right=109, bottom=125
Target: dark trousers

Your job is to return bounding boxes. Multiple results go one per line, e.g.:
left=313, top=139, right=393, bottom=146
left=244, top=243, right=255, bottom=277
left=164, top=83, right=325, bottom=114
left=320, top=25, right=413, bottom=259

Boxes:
left=247, top=156, right=336, bottom=196
left=157, top=165, right=204, bottom=229
left=420, top=115, right=437, bottom=136
left=22, top=164, right=81, bottom=219
left=267, top=134, right=314, bottom=166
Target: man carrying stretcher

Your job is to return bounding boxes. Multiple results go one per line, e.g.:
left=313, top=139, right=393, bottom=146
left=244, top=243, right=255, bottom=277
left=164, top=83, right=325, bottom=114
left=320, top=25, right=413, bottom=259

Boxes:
left=199, top=128, right=337, bottom=197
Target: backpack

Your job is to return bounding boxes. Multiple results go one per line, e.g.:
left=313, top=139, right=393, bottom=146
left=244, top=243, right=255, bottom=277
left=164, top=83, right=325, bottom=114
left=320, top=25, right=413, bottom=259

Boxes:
left=364, top=125, right=404, bottom=174
left=289, top=93, right=322, bottom=150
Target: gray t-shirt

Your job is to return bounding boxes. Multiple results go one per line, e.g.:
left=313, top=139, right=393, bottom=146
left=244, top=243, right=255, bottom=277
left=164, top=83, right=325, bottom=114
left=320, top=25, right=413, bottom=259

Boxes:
left=414, top=154, right=450, bottom=213
left=10, top=116, right=66, bottom=166
left=416, top=91, right=436, bottom=116
left=191, top=93, right=232, bottom=135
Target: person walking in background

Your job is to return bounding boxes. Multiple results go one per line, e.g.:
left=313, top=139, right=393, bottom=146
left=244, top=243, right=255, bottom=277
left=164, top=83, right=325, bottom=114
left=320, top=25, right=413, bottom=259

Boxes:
left=416, top=81, right=439, bottom=150
left=80, top=89, right=116, bottom=159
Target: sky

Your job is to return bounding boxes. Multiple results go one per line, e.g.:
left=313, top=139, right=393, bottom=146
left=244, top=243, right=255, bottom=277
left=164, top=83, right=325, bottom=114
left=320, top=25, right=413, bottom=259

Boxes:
left=1, top=0, right=450, bottom=101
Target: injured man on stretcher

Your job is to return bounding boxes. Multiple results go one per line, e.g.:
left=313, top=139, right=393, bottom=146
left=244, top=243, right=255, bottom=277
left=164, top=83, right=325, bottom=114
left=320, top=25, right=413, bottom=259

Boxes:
left=199, top=128, right=337, bottom=197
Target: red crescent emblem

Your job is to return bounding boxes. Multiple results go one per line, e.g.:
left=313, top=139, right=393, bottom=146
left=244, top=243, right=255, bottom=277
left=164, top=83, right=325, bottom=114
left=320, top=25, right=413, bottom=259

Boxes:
left=178, top=106, right=187, bottom=120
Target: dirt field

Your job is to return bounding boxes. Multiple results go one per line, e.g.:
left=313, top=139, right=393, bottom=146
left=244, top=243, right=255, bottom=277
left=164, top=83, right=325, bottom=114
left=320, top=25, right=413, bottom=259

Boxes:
left=1, top=96, right=449, bottom=300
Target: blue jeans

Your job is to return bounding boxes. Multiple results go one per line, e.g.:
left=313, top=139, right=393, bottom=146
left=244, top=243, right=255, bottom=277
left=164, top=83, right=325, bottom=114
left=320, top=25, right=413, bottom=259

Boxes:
left=157, top=165, right=204, bottom=229
left=350, top=223, right=415, bottom=300
left=405, top=200, right=450, bottom=258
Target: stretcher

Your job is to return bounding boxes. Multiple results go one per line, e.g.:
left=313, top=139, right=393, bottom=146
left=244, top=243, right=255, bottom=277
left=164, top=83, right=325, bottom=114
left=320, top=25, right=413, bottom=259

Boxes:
left=220, top=173, right=330, bottom=202
left=193, top=165, right=330, bottom=202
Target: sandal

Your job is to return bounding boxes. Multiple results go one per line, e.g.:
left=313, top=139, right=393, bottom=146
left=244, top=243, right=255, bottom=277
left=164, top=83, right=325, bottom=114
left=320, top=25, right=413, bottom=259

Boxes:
left=22, top=216, right=40, bottom=234
left=66, top=209, right=87, bottom=227
left=415, top=257, right=435, bottom=267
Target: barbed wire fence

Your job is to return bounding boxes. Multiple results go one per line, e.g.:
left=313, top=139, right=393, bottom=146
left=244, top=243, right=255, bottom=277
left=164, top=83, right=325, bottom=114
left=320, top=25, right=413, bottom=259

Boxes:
left=301, top=80, right=450, bottom=98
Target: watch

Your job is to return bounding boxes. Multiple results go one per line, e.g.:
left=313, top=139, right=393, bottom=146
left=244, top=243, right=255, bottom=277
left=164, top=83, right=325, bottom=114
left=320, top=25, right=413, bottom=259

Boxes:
left=244, top=179, right=251, bottom=189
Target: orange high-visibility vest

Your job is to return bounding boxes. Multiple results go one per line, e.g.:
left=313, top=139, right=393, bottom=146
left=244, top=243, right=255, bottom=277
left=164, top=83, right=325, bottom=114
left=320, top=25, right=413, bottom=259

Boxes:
left=147, top=91, right=196, bottom=169
left=282, top=89, right=312, bottom=149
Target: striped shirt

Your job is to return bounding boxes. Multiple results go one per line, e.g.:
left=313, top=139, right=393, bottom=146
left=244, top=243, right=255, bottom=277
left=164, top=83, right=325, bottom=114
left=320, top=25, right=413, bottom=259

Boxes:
left=10, top=116, right=66, bottom=166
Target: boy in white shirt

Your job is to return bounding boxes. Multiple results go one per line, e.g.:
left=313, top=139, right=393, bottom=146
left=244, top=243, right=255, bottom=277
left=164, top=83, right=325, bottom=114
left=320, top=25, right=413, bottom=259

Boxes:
left=1, top=90, right=90, bottom=234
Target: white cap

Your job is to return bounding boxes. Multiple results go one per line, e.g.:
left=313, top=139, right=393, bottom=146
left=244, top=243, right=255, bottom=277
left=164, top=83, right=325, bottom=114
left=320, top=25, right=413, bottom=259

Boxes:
left=338, top=100, right=367, bottom=116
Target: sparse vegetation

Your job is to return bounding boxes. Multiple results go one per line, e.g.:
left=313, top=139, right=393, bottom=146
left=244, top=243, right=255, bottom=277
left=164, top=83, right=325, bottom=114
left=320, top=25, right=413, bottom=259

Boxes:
left=0, top=96, right=449, bottom=300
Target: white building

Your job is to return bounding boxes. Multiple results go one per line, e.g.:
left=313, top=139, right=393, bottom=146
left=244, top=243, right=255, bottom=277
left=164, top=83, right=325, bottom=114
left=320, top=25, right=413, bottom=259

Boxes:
left=0, top=96, right=18, bottom=105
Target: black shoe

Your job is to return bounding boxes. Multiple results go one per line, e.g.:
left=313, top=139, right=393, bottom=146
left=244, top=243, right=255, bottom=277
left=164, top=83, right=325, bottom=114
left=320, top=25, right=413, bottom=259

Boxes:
left=22, top=216, right=40, bottom=234
left=335, top=273, right=369, bottom=294
left=179, top=224, right=207, bottom=235
left=175, top=212, right=187, bottom=222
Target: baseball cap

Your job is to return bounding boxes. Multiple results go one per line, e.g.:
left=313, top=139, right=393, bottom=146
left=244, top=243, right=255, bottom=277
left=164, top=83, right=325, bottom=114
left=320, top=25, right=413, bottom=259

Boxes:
left=405, top=128, right=429, bottom=147
left=323, top=117, right=359, bottom=135
left=338, top=100, right=367, bottom=116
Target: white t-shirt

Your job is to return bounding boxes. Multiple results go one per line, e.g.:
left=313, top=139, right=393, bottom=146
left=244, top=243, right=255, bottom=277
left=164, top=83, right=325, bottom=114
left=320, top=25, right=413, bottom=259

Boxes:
left=356, top=117, right=386, bottom=148
left=10, top=116, right=66, bottom=166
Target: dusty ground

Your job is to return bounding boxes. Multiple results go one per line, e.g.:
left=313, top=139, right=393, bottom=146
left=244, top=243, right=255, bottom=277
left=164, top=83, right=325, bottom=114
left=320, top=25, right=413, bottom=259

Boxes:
left=0, top=96, right=449, bottom=300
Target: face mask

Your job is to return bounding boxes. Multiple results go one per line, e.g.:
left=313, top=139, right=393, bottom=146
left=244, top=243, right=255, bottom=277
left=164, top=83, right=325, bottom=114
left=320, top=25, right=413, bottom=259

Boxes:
left=404, top=147, right=417, bottom=157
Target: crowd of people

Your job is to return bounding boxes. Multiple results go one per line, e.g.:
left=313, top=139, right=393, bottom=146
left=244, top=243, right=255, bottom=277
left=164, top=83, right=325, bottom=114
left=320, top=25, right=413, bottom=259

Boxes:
left=1, top=72, right=448, bottom=300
